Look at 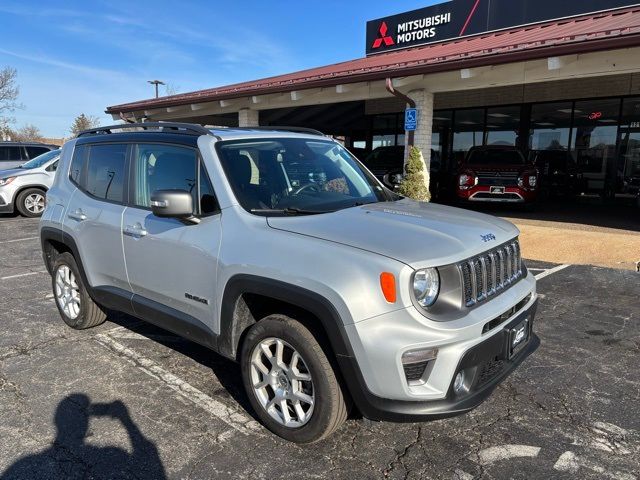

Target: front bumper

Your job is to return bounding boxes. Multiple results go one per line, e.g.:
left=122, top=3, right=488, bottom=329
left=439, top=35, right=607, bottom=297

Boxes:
left=338, top=275, right=538, bottom=422
left=0, top=189, right=15, bottom=213
left=0, top=198, right=13, bottom=213
left=457, top=185, right=537, bottom=203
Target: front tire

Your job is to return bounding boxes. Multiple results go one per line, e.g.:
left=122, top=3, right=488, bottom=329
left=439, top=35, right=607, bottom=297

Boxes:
left=16, top=188, right=46, bottom=217
left=240, top=315, right=348, bottom=443
left=52, top=252, right=107, bottom=329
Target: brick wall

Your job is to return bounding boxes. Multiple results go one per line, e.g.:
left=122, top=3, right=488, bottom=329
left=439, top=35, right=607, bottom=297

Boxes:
left=238, top=108, right=259, bottom=127
left=403, top=90, right=434, bottom=191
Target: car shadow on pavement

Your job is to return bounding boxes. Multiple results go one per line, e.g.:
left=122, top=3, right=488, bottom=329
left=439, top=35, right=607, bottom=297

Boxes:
left=106, top=312, right=259, bottom=421
left=0, top=394, right=166, bottom=480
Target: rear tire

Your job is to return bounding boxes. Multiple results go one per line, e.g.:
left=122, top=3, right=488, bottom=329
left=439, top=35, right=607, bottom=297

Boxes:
left=240, top=314, right=348, bottom=443
left=16, top=188, right=46, bottom=217
left=52, top=252, right=106, bottom=329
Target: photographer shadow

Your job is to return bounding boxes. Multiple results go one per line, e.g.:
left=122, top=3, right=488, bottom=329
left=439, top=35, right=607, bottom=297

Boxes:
left=1, top=394, right=166, bottom=480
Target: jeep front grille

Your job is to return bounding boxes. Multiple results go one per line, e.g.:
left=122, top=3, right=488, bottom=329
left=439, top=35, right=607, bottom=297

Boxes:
left=459, top=239, right=523, bottom=307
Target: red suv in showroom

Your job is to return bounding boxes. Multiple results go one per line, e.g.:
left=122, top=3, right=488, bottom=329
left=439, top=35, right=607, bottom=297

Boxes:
left=456, top=146, right=538, bottom=206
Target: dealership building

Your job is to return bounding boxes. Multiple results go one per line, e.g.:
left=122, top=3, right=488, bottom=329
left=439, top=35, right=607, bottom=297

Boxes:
left=107, top=0, right=640, bottom=198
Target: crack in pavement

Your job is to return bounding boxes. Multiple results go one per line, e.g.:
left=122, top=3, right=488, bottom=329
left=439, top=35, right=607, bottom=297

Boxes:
left=0, top=334, right=72, bottom=361
left=0, top=370, right=25, bottom=402
left=382, top=426, right=423, bottom=479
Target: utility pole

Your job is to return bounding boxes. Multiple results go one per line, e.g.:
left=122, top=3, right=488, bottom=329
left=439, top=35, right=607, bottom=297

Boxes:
left=147, top=80, right=165, bottom=98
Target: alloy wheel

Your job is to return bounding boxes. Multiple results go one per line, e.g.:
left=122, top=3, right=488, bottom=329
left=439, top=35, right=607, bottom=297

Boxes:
left=24, top=193, right=45, bottom=214
left=55, top=265, right=81, bottom=320
left=249, top=337, right=315, bottom=428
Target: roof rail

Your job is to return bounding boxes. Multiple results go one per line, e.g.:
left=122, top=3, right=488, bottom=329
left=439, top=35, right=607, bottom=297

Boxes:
left=215, top=126, right=326, bottom=136
left=77, top=122, right=213, bottom=137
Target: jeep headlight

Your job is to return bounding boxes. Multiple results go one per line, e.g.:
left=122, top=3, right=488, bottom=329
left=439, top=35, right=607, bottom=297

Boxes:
left=0, top=177, right=16, bottom=187
left=412, top=268, right=440, bottom=308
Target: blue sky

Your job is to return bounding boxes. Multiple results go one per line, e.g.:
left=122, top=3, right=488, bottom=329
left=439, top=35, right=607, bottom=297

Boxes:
left=0, top=0, right=436, bottom=137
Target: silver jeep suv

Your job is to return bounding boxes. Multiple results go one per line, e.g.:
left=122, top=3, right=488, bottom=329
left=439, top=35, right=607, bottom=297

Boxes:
left=40, top=123, right=538, bottom=443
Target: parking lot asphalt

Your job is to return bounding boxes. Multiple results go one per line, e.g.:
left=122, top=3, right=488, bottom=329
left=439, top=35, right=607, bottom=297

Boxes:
left=0, top=214, right=638, bottom=480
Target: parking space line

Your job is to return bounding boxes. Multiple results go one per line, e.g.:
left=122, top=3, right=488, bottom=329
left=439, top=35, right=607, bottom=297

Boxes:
left=1, top=270, right=47, bottom=280
left=0, top=236, right=39, bottom=244
left=475, top=445, right=541, bottom=465
left=108, top=330, right=184, bottom=343
left=94, top=333, right=263, bottom=436
left=535, top=264, right=570, bottom=280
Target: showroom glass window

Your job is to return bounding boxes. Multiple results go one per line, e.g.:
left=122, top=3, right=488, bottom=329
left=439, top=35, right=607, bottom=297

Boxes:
left=84, top=144, right=127, bottom=202
left=452, top=108, right=484, bottom=163
left=372, top=114, right=402, bottom=149
left=529, top=102, right=573, bottom=152
left=617, top=97, right=640, bottom=183
left=485, top=105, right=521, bottom=147
left=571, top=99, right=620, bottom=185
left=432, top=111, right=452, bottom=173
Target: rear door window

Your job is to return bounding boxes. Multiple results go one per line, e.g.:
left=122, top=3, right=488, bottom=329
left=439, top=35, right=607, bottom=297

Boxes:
left=70, top=145, right=88, bottom=185
left=84, top=144, right=128, bottom=202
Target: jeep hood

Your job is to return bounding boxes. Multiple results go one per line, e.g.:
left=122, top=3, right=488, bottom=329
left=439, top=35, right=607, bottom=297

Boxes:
left=266, top=199, right=519, bottom=268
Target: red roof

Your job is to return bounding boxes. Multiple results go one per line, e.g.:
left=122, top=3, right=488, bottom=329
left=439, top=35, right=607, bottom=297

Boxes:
left=107, top=6, right=640, bottom=113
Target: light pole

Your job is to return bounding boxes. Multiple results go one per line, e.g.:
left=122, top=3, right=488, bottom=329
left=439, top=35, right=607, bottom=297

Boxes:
left=147, top=80, right=165, bottom=98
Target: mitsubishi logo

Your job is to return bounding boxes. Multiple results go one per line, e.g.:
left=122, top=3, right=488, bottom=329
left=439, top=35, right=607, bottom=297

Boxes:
left=372, top=21, right=395, bottom=49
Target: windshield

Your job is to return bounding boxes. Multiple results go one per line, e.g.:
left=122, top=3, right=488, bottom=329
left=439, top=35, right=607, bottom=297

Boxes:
left=20, top=149, right=60, bottom=169
left=216, top=138, right=390, bottom=215
left=467, top=149, right=525, bottom=166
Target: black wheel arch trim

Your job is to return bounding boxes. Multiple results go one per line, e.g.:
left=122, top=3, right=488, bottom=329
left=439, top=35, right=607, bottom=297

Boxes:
left=219, top=274, right=383, bottom=414
left=218, top=274, right=356, bottom=359
left=41, top=227, right=79, bottom=277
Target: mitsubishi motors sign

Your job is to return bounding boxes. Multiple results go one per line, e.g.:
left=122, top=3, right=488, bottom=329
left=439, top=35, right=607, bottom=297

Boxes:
left=366, top=0, right=640, bottom=55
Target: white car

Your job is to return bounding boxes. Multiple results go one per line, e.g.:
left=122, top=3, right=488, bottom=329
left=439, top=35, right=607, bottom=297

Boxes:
left=0, top=149, right=60, bottom=217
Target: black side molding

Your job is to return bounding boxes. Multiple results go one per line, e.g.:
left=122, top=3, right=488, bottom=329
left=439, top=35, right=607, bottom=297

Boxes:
left=131, top=292, right=217, bottom=350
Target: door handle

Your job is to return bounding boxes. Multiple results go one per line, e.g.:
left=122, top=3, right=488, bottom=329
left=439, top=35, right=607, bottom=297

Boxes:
left=68, top=209, right=87, bottom=221
left=123, top=224, right=148, bottom=238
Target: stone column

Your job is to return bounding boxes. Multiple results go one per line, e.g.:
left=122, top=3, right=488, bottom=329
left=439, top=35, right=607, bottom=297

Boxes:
left=238, top=108, right=259, bottom=127
left=404, top=89, right=434, bottom=171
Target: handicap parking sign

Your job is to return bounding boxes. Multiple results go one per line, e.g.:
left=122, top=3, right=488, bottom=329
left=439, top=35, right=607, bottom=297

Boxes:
left=405, top=108, right=418, bottom=131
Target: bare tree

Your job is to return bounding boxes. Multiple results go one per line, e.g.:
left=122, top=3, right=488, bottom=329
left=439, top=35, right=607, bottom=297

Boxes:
left=165, top=83, right=180, bottom=96
left=13, top=124, right=44, bottom=142
left=0, top=125, right=15, bottom=141
left=70, top=113, right=101, bottom=137
left=0, top=67, right=20, bottom=126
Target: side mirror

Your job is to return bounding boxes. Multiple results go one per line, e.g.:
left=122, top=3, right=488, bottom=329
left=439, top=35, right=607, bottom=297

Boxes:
left=150, top=190, right=200, bottom=224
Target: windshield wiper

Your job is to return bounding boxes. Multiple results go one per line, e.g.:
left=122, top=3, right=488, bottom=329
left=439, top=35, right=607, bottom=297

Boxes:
left=251, top=207, right=333, bottom=216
